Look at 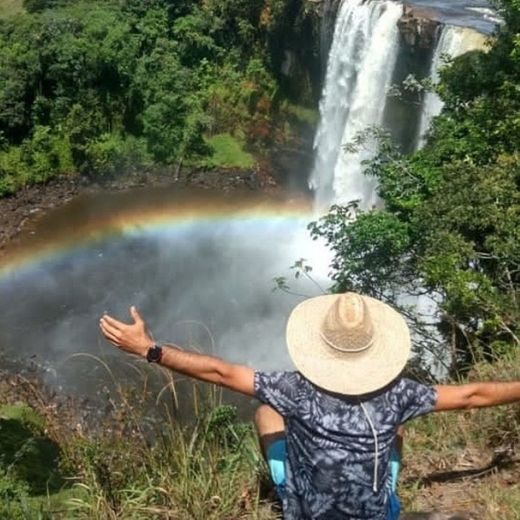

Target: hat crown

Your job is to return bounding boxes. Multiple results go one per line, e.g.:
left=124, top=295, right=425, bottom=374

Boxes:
left=320, top=293, right=375, bottom=353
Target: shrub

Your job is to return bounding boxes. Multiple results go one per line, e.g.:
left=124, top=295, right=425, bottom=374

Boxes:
left=84, top=133, right=152, bottom=177
left=0, top=404, right=62, bottom=495
left=23, top=0, right=54, bottom=14
left=0, top=146, right=29, bottom=196
left=0, top=469, right=30, bottom=520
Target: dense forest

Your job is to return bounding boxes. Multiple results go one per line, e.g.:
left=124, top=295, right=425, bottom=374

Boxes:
left=0, top=0, right=318, bottom=195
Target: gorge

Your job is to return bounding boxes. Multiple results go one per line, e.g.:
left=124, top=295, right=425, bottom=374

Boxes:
left=2, top=2, right=519, bottom=517
left=0, top=0, right=498, bottom=395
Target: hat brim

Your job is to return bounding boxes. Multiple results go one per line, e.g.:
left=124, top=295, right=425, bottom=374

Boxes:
left=286, top=294, right=411, bottom=395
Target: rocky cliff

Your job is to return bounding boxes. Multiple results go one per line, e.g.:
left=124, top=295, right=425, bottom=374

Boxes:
left=398, top=4, right=441, bottom=49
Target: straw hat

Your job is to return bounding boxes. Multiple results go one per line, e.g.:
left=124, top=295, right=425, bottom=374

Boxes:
left=286, top=292, right=411, bottom=395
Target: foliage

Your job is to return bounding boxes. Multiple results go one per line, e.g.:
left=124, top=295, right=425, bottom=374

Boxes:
left=280, top=101, right=319, bottom=126
left=310, top=0, right=520, bottom=375
left=0, top=404, right=62, bottom=495
left=0, top=368, right=278, bottom=519
left=0, top=469, right=31, bottom=520
left=0, top=403, right=45, bottom=431
left=203, top=133, right=255, bottom=169
left=0, top=0, right=313, bottom=193
left=23, top=0, right=54, bottom=13
left=84, top=133, right=151, bottom=177
left=0, top=127, right=73, bottom=195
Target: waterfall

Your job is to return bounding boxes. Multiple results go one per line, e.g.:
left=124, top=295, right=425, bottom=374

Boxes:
left=417, top=26, right=488, bottom=148
left=319, top=0, right=339, bottom=78
left=309, top=0, right=403, bottom=211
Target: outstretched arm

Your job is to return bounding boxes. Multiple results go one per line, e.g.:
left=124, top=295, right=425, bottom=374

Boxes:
left=434, top=382, right=520, bottom=411
left=100, top=306, right=255, bottom=396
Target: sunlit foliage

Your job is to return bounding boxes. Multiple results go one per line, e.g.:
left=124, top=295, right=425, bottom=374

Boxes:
left=0, top=0, right=316, bottom=194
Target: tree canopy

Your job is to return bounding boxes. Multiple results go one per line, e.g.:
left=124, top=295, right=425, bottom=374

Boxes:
left=0, top=0, right=318, bottom=194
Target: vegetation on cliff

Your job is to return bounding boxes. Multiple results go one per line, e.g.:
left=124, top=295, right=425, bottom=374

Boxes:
left=0, top=0, right=319, bottom=196
left=2, top=352, right=520, bottom=519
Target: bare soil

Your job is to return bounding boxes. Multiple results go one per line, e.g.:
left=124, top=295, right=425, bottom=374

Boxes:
left=401, top=444, right=520, bottom=519
left=0, top=165, right=279, bottom=254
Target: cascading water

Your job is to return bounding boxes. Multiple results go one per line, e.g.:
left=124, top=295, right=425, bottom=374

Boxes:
left=311, top=0, right=494, bottom=211
left=417, top=25, right=488, bottom=148
left=309, top=1, right=495, bottom=374
left=310, top=0, right=403, bottom=211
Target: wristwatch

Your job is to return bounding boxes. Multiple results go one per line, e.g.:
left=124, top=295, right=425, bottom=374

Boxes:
left=146, top=343, right=163, bottom=363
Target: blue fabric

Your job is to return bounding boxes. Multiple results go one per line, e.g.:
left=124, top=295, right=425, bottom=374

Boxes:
left=386, top=448, right=401, bottom=520
left=266, top=438, right=287, bottom=498
left=388, top=448, right=401, bottom=492
left=255, top=371, right=436, bottom=520
left=266, top=439, right=401, bottom=520
left=266, top=438, right=402, bottom=518
left=386, top=492, right=401, bottom=520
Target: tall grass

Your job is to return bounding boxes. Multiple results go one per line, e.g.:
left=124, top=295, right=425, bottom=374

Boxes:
left=203, top=134, right=256, bottom=169
left=400, top=348, right=520, bottom=518
left=2, top=349, right=520, bottom=518
left=0, top=361, right=280, bottom=519
left=61, top=363, right=279, bottom=519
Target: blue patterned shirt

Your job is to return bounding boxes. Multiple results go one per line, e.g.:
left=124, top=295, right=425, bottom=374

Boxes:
left=254, top=371, right=437, bottom=519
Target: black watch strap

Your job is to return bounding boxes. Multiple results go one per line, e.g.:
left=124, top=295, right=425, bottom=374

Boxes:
left=146, top=344, right=163, bottom=363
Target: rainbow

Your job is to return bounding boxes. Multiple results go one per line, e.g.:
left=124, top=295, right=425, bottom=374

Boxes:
left=0, top=188, right=317, bottom=279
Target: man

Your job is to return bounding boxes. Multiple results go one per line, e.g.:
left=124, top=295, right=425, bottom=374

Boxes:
left=100, top=292, right=520, bottom=519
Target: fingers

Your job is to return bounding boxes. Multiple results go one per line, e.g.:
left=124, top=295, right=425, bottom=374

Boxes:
left=99, top=307, right=150, bottom=356
left=101, top=330, right=120, bottom=347
left=101, top=314, right=124, bottom=330
left=130, top=306, right=143, bottom=324
left=100, top=317, right=122, bottom=344
left=99, top=318, right=121, bottom=336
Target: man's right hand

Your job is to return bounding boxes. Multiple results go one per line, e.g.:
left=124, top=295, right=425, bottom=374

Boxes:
left=99, top=306, right=255, bottom=395
left=99, top=306, right=154, bottom=358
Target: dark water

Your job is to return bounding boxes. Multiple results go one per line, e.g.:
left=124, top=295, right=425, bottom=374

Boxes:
left=408, top=0, right=500, bottom=34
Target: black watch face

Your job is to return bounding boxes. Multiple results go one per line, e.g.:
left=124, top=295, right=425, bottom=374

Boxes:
left=146, top=345, right=162, bottom=362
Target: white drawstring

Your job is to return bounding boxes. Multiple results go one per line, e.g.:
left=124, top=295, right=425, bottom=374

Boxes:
left=360, top=402, right=379, bottom=493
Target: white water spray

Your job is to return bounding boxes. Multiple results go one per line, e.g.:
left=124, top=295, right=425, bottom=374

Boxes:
left=417, top=25, right=488, bottom=148
left=310, top=0, right=402, bottom=211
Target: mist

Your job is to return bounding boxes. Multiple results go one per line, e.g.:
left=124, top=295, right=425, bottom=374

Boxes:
left=0, top=195, right=330, bottom=399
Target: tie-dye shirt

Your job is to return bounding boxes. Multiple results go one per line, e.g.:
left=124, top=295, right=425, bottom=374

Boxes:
left=254, top=371, right=437, bottom=520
